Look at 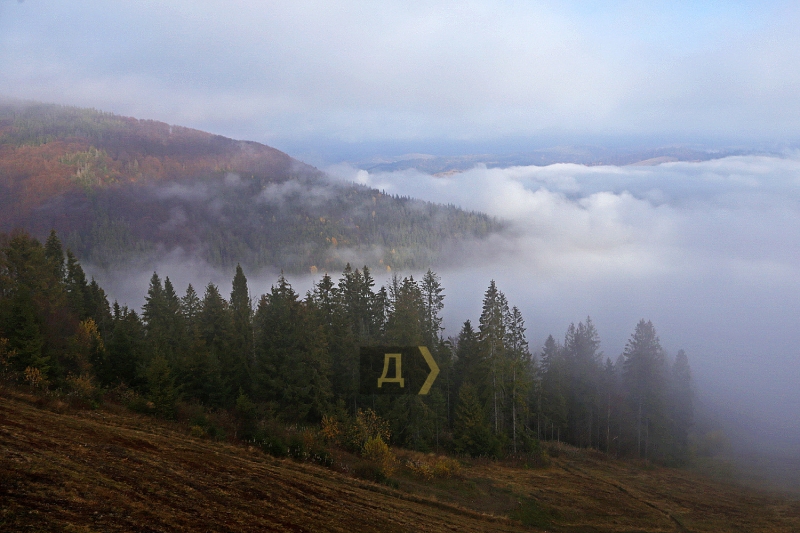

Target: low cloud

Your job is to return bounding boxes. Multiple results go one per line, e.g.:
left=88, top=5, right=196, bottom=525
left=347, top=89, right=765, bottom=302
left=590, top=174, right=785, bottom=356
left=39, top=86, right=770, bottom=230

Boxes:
left=330, top=156, right=800, bottom=451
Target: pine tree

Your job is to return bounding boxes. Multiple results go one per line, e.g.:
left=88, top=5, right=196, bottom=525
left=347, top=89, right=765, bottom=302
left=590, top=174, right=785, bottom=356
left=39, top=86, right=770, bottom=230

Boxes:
left=312, top=273, right=354, bottom=404
left=539, top=335, right=567, bottom=441
left=229, top=264, right=253, bottom=394
left=385, top=275, right=424, bottom=345
left=563, top=317, right=602, bottom=447
left=146, top=354, right=178, bottom=418
left=420, top=269, right=444, bottom=347
left=105, top=305, right=145, bottom=388
left=452, top=320, right=483, bottom=401
left=478, top=280, right=508, bottom=434
left=453, top=383, right=498, bottom=457
left=669, top=349, right=693, bottom=460
left=254, top=273, right=331, bottom=422
left=65, top=250, right=90, bottom=319
left=44, top=229, right=65, bottom=281
left=622, top=320, right=665, bottom=459
left=180, top=284, right=201, bottom=331
left=198, top=283, right=232, bottom=405
left=505, top=305, right=533, bottom=454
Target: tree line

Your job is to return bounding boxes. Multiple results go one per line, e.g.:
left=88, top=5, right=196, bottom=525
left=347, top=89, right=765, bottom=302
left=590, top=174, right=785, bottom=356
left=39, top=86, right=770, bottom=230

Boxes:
left=0, top=229, right=693, bottom=464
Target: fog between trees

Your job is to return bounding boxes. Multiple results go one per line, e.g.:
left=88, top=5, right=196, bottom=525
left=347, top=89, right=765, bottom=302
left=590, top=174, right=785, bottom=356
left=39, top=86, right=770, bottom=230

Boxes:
left=1, top=229, right=693, bottom=462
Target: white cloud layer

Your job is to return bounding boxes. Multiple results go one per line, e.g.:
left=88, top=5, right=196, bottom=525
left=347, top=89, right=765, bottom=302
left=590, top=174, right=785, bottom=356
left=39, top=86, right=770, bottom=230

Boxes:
left=329, top=156, right=800, bottom=448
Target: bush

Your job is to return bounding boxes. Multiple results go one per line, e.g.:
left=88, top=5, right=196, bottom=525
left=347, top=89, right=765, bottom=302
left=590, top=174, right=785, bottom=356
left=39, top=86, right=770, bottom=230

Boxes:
left=363, top=435, right=398, bottom=478
left=404, top=453, right=462, bottom=480
left=65, top=373, right=100, bottom=407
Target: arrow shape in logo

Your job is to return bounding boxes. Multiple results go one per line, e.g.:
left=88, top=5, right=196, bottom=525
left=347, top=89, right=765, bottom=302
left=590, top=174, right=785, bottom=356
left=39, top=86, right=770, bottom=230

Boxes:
left=418, top=346, right=439, bottom=395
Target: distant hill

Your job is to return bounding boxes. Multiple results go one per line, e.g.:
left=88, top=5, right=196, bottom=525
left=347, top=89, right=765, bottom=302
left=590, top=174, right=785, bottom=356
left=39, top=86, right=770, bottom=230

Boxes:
left=0, top=100, right=503, bottom=272
left=354, top=145, right=747, bottom=174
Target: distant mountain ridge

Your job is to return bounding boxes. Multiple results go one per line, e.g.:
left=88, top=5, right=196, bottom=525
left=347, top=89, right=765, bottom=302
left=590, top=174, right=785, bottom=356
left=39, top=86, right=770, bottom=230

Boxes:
left=0, top=100, right=503, bottom=272
left=353, top=145, right=749, bottom=175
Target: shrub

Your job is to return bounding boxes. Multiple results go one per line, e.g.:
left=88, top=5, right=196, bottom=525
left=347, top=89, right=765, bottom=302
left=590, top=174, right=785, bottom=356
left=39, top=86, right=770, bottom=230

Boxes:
left=344, top=409, right=391, bottom=452
left=363, top=435, right=398, bottom=478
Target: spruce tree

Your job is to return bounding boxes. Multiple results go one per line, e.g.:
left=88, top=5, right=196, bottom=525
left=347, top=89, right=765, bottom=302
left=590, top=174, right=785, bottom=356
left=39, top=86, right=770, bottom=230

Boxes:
left=229, top=264, right=253, bottom=394
left=65, top=250, right=90, bottom=319
left=622, top=320, right=666, bottom=459
left=254, top=274, right=331, bottom=421
left=505, top=305, right=533, bottom=454
left=669, top=349, right=693, bottom=459
left=478, top=280, right=508, bottom=435
left=44, top=229, right=65, bottom=281
left=198, top=283, right=232, bottom=404
left=453, top=383, right=498, bottom=457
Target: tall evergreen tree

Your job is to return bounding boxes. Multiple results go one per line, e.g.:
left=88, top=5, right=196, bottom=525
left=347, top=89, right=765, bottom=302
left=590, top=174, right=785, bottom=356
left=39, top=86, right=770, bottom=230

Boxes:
left=198, top=283, right=233, bottom=405
left=478, top=280, right=508, bottom=434
left=563, top=317, right=602, bottom=447
left=539, top=335, right=567, bottom=441
left=229, top=264, right=253, bottom=394
left=254, top=274, right=331, bottom=421
left=505, top=305, right=533, bottom=453
left=669, top=349, right=693, bottom=460
left=453, top=383, right=498, bottom=457
left=420, top=269, right=445, bottom=347
left=622, top=320, right=666, bottom=459
left=44, top=229, right=65, bottom=281
left=65, top=250, right=90, bottom=319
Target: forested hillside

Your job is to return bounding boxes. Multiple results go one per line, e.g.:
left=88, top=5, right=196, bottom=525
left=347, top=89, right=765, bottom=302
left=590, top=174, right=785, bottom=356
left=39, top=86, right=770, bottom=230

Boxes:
left=1, top=229, right=693, bottom=465
left=0, top=101, right=502, bottom=272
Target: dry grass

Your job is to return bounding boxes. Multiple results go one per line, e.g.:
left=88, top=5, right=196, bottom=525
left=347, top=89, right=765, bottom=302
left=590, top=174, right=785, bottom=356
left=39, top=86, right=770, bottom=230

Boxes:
left=2, top=388, right=800, bottom=532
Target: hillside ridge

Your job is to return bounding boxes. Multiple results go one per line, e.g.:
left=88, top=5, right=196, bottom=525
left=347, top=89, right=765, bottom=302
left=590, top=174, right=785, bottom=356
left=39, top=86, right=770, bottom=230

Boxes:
left=0, top=101, right=503, bottom=272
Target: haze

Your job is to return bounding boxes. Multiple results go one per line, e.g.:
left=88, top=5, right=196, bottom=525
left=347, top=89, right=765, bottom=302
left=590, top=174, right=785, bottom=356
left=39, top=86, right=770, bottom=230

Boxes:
left=3, top=0, right=800, bottom=471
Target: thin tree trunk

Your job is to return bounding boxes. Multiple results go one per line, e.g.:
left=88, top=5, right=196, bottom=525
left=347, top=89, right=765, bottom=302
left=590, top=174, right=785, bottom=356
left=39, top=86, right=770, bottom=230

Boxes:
left=637, top=400, right=642, bottom=458
left=606, top=392, right=611, bottom=454
left=512, top=366, right=517, bottom=454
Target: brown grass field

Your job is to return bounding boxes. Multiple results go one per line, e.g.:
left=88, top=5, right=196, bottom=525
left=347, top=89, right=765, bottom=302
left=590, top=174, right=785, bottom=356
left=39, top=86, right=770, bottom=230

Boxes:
left=2, top=389, right=799, bottom=532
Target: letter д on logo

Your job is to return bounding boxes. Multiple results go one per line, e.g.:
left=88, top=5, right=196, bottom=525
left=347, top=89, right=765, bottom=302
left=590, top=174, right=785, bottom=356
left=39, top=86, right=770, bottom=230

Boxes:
left=359, top=346, right=439, bottom=395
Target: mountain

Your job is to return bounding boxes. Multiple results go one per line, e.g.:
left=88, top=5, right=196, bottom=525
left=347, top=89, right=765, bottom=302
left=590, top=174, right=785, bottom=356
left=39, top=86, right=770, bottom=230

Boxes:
left=0, top=100, right=503, bottom=272
left=353, top=145, right=746, bottom=175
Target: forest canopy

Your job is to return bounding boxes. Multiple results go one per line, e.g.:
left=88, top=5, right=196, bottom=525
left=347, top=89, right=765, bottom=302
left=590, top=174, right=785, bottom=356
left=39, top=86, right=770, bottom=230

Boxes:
left=0, top=101, right=504, bottom=272
left=0, top=229, right=693, bottom=464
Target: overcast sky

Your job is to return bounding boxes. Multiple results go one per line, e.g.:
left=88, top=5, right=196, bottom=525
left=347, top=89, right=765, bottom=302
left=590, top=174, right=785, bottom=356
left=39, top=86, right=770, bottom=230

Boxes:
left=2, top=1, right=800, bottom=160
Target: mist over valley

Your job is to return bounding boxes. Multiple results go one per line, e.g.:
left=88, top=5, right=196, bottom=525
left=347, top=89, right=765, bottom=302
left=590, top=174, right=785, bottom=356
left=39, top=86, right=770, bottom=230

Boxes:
left=4, top=2, right=800, bottom=530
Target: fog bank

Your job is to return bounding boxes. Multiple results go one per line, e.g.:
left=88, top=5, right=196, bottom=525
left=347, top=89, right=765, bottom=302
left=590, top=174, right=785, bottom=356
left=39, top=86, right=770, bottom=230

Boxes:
left=329, top=155, right=800, bottom=454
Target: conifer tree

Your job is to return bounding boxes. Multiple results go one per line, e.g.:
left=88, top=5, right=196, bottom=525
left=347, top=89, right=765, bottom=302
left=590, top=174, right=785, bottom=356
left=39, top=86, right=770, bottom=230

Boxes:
left=146, top=354, right=178, bottom=418
left=312, top=273, right=354, bottom=403
left=505, top=305, right=532, bottom=453
left=44, top=229, right=65, bottom=281
left=229, top=264, right=253, bottom=394
left=198, top=283, right=232, bottom=404
left=478, top=280, right=508, bottom=434
left=65, top=250, right=90, bottom=319
left=254, top=274, right=331, bottom=421
left=420, top=269, right=444, bottom=347
left=623, top=320, right=665, bottom=459
left=539, top=335, right=568, bottom=441
left=452, top=320, right=483, bottom=401
left=669, top=349, right=693, bottom=459
left=105, top=305, right=145, bottom=388
left=453, top=383, right=498, bottom=457
left=181, top=284, right=201, bottom=330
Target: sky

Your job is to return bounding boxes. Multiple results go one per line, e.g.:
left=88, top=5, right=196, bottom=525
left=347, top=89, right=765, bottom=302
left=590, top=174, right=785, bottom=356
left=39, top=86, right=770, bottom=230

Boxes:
left=4, top=2, right=800, bottom=457
left=2, top=1, right=800, bottom=161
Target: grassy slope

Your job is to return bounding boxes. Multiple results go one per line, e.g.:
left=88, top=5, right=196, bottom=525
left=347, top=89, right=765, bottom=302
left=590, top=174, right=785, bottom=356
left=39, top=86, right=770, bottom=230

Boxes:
left=2, top=390, right=799, bottom=533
